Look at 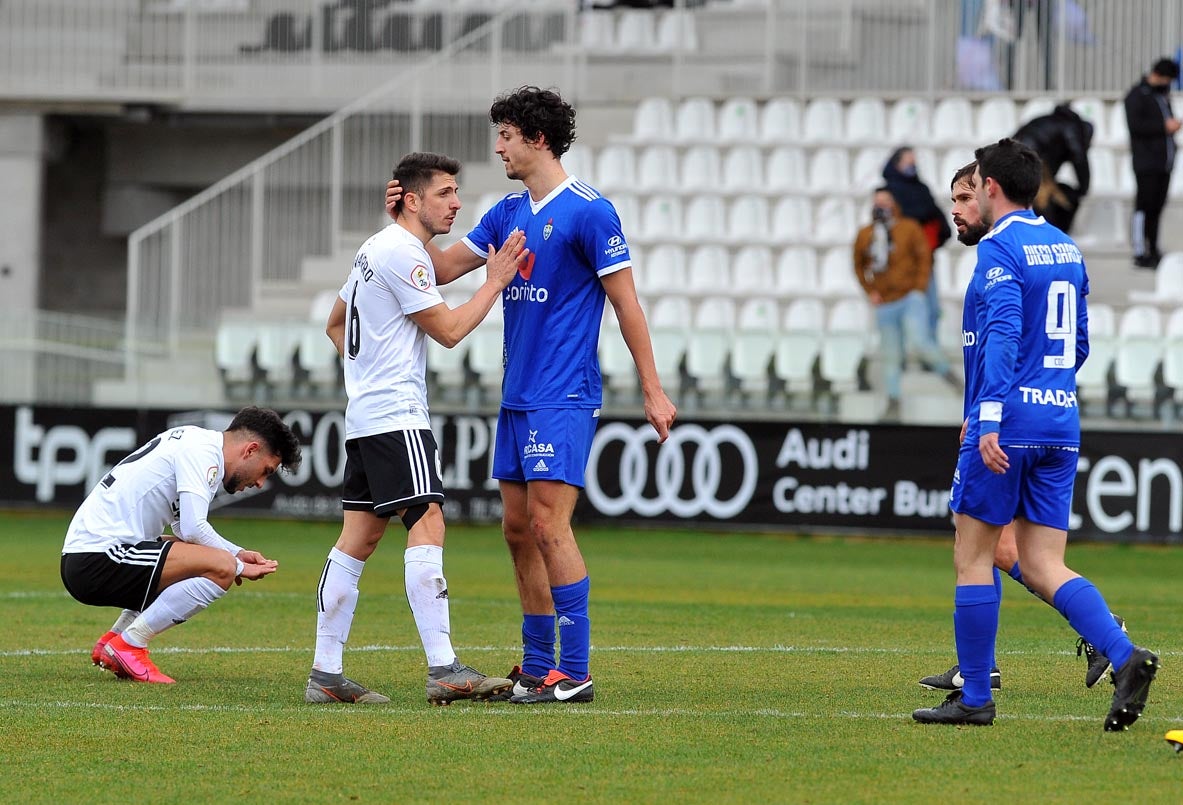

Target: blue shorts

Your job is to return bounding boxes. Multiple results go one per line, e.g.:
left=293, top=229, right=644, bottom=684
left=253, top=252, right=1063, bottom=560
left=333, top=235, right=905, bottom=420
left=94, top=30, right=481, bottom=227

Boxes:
left=492, top=408, right=600, bottom=487
left=949, top=442, right=1079, bottom=529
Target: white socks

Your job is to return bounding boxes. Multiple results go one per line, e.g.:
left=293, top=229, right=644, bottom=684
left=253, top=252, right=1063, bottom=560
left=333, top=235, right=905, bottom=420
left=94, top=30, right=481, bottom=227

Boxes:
left=108, top=609, right=138, bottom=634
left=121, top=577, right=225, bottom=648
left=405, top=545, right=455, bottom=668
left=313, top=547, right=364, bottom=674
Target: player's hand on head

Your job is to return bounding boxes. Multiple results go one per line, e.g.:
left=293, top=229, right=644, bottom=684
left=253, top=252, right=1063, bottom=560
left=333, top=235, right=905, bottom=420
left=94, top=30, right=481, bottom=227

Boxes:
left=978, top=432, right=1009, bottom=474
left=485, top=230, right=529, bottom=290
left=385, top=180, right=402, bottom=220
left=645, top=390, right=677, bottom=443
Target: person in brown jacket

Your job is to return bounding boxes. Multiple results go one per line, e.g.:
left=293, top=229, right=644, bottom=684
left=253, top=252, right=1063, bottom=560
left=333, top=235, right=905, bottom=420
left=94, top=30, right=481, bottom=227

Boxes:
left=853, top=187, right=960, bottom=419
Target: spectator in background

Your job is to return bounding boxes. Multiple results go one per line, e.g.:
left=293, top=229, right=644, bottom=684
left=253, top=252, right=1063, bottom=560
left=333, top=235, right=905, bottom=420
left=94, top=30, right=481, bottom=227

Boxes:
left=853, top=187, right=960, bottom=421
left=1125, top=57, right=1181, bottom=269
left=882, top=146, right=951, bottom=344
left=1013, top=103, right=1093, bottom=234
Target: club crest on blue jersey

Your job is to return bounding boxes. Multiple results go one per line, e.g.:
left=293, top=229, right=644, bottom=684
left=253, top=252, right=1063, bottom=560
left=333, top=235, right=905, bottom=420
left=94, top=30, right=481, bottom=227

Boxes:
left=543, top=218, right=554, bottom=240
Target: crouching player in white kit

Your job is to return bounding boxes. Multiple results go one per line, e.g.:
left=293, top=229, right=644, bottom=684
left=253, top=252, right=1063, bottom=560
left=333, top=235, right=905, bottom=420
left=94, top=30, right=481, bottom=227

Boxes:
left=305, top=152, right=528, bottom=705
left=61, top=406, right=302, bottom=684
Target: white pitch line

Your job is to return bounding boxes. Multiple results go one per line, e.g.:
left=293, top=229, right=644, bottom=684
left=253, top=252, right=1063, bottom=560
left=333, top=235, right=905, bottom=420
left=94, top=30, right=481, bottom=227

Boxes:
left=4, top=643, right=1182, bottom=659
left=0, top=699, right=1179, bottom=725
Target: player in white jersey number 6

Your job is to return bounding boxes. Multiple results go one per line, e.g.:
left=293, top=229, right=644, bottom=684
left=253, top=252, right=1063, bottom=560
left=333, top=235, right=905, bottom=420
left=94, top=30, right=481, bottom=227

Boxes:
left=305, top=152, right=528, bottom=706
left=61, top=406, right=302, bottom=684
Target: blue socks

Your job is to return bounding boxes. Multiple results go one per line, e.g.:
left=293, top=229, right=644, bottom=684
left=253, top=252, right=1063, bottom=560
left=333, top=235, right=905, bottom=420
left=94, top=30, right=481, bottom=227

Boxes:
left=521, top=614, right=556, bottom=678
left=552, top=576, right=591, bottom=681
left=954, top=584, right=999, bottom=707
left=1052, top=577, right=1133, bottom=670
left=991, top=568, right=1002, bottom=669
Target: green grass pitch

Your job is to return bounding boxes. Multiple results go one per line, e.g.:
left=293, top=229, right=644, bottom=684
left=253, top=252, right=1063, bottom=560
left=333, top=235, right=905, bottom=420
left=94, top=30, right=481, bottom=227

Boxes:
left=2, top=510, right=1180, bottom=803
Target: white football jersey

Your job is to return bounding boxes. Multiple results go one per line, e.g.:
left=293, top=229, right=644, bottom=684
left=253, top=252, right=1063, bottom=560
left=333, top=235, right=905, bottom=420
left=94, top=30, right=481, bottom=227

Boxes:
left=63, top=426, right=224, bottom=554
left=339, top=223, right=444, bottom=439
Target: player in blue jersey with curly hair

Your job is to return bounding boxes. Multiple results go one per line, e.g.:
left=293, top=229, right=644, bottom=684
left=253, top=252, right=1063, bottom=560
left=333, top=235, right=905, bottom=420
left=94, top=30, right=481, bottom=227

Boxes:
left=387, top=86, right=677, bottom=704
left=912, top=139, right=1158, bottom=730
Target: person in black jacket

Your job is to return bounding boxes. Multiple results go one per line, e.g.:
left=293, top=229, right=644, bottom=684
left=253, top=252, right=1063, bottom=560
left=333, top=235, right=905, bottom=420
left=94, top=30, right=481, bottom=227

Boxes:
left=1125, top=57, right=1181, bottom=269
left=1013, top=104, right=1093, bottom=234
left=883, top=146, right=951, bottom=343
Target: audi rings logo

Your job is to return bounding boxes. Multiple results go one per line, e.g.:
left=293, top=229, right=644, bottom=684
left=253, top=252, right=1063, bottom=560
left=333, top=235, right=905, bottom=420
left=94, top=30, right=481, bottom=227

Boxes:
left=585, top=423, right=758, bottom=519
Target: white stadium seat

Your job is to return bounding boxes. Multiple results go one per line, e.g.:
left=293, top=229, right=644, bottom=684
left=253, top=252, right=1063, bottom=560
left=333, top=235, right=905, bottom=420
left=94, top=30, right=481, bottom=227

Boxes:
left=1103, top=100, right=1129, bottom=148
left=765, top=146, right=809, bottom=193
left=802, top=97, right=844, bottom=144
left=636, top=243, right=687, bottom=297
left=639, top=194, right=683, bottom=243
left=255, top=321, right=301, bottom=392
left=775, top=297, right=826, bottom=395
left=649, top=295, right=692, bottom=382
left=655, top=9, right=698, bottom=52
left=949, top=249, right=977, bottom=301
left=731, top=245, right=775, bottom=296
left=717, top=97, right=760, bottom=144
left=563, top=144, right=596, bottom=185
left=595, top=144, right=637, bottom=192
left=812, top=197, right=857, bottom=248
left=1019, top=97, right=1057, bottom=125
left=680, top=145, right=723, bottom=191
left=627, top=96, right=675, bottom=144
left=297, top=322, right=341, bottom=396
left=687, top=245, right=730, bottom=293
left=732, top=297, right=779, bottom=395
left=1160, top=309, right=1183, bottom=404
left=615, top=10, right=658, bottom=52
left=726, top=196, right=771, bottom=245
left=683, top=197, right=729, bottom=244
left=887, top=97, right=933, bottom=145
left=674, top=96, right=717, bottom=143
left=599, top=306, right=636, bottom=399
left=1129, top=252, right=1183, bottom=304
left=721, top=146, right=764, bottom=191
left=637, top=145, right=680, bottom=192
left=931, top=97, right=975, bottom=146
left=1114, top=305, right=1164, bottom=413
left=851, top=147, right=891, bottom=194
left=808, top=147, right=852, bottom=196
left=1069, top=96, right=1107, bottom=142
left=685, top=297, right=736, bottom=394
left=820, top=298, right=871, bottom=393
left=816, top=245, right=861, bottom=299
left=769, top=196, right=813, bottom=244
left=775, top=246, right=820, bottom=297
left=215, top=319, right=258, bottom=392
left=1075, top=302, right=1116, bottom=411
left=466, top=317, right=505, bottom=402
left=975, top=96, right=1018, bottom=144
left=759, top=97, right=803, bottom=144
left=844, top=97, right=887, bottom=146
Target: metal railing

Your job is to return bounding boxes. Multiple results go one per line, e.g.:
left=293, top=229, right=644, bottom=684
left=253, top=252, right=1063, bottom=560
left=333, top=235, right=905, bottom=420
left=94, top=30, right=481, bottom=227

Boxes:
left=124, top=3, right=579, bottom=373
left=4, top=1, right=1180, bottom=110
left=0, top=310, right=146, bottom=404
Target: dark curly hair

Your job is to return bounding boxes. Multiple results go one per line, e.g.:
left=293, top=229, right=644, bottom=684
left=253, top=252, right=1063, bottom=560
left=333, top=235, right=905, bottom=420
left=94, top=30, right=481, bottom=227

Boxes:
left=227, top=406, right=302, bottom=473
left=489, top=86, right=576, bottom=158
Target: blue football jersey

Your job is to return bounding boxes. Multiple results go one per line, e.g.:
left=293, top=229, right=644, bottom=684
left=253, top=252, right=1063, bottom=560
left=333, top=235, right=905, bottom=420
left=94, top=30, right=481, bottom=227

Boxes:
left=961, top=210, right=1090, bottom=446
left=462, top=177, right=631, bottom=410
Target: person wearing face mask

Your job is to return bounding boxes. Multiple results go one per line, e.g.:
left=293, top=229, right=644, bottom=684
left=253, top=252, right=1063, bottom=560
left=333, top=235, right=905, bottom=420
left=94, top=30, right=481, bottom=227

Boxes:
left=883, top=147, right=951, bottom=345
left=853, top=188, right=961, bottom=421
left=1125, top=57, right=1181, bottom=269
